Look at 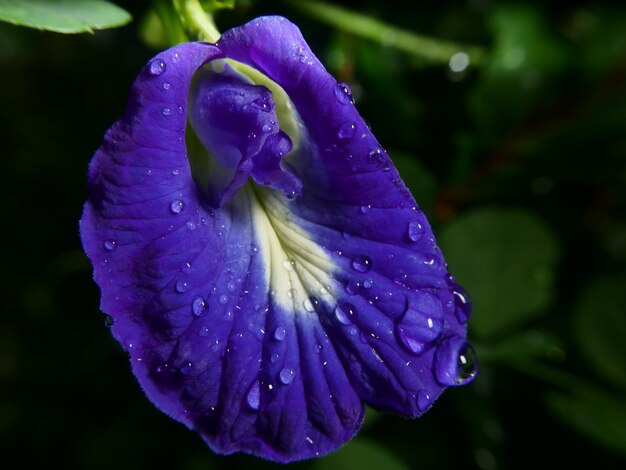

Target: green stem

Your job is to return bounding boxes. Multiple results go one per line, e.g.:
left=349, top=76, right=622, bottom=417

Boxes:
left=173, top=0, right=221, bottom=42
left=284, top=0, right=489, bottom=66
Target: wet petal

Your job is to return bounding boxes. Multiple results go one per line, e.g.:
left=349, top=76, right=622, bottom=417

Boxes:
left=80, top=16, right=475, bottom=464
left=217, top=15, right=475, bottom=415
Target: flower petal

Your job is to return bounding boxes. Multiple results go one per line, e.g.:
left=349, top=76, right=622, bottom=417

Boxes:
left=81, top=16, right=475, bottom=464
left=217, top=16, right=475, bottom=415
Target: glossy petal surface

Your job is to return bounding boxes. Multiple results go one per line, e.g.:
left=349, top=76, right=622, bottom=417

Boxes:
left=80, top=16, right=475, bottom=463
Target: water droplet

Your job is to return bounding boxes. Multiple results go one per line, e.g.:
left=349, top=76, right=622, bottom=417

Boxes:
left=363, top=278, right=374, bottom=289
left=175, top=280, right=189, bottom=293
left=199, top=326, right=210, bottom=336
left=286, top=191, right=298, bottom=201
left=342, top=231, right=352, bottom=240
left=287, top=288, right=297, bottom=299
left=271, top=353, right=280, bottom=363
left=219, top=294, right=228, bottom=305
left=452, top=285, right=472, bottom=324
left=162, top=107, right=171, bottom=116
left=180, top=361, right=193, bottom=375
left=337, top=121, right=357, bottom=140
left=226, top=280, right=236, bottom=292
left=335, top=82, right=355, bottom=104
left=247, top=381, right=260, bottom=410
left=274, top=326, right=287, bottom=341
left=162, top=81, right=171, bottom=90
left=434, top=336, right=477, bottom=386
left=352, top=255, right=372, bottom=273
left=262, top=123, right=273, bottom=133
left=368, top=148, right=383, bottom=163
left=346, top=278, right=361, bottom=295
left=192, top=297, right=206, bottom=316
left=449, top=51, right=470, bottom=73
left=395, top=302, right=443, bottom=355
left=279, top=367, right=295, bottom=384
left=408, top=221, right=424, bottom=242
left=251, top=95, right=274, bottom=112
left=282, top=259, right=295, bottom=271
left=103, top=240, right=116, bottom=251
left=170, top=199, right=184, bottom=214
left=172, top=168, right=180, bottom=175
left=417, top=390, right=431, bottom=412
left=149, top=59, right=166, bottom=76
left=334, top=304, right=353, bottom=325
left=360, top=205, right=371, bottom=214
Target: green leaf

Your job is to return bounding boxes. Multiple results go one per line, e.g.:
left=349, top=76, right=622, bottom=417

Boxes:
left=573, top=276, right=626, bottom=389
left=0, top=0, right=131, bottom=33
left=546, top=388, right=626, bottom=457
left=440, top=207, right=560, bottom=339
left=313, top=437, right=410, bottom=470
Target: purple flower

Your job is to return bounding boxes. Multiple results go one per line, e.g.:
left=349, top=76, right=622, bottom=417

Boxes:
left=80, top=16, right=475, bottom=462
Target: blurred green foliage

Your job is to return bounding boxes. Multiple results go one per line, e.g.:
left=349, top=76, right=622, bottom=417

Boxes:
left=1, top=0, right=625, bottom=468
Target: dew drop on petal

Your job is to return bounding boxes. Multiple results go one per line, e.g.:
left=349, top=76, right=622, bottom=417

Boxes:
left=162, top=107, right=171, bottom=116
left=360, top=204, right=371, bottom=214
left=337, top=121, right=357, bottom=140
left=346, top=278, right=361, bottom=295
left=271, top=353, right=280, bottom=363
left=170, top=199, right=184, bottom=214
left=334, top=81, right=355, bottom=104
left=192, top=296, right=206, bottom=316
left=452, top=285, right=472, bottom=324
left=274, top=326, right=287, bottom=341
left=246, top=381, right=260, bottom=410
left=103, top=240, right=116, bottom=251
left=363, top=278, right=374, bottom=289
left=175, top=280, right=189, bottom=293
left=303, top=298, right=315, bottom=312
left=408, top=221, right=424, bottom=242
left=434, top=336, right=477, bottom=386
left=279, top=367, right=295, bottom=384
left=180, top=361, right=193, bottom=375
left=218, top=294, right=228, bottom=305
left=162, top=81, right=171, bottom=90
left=352, top=255, right=372, bottom=273
left=149, top=58, right=166, bottom=76
left=334, top=304, right=353, bottom=325
left=417, top=390, right=432, bottom=412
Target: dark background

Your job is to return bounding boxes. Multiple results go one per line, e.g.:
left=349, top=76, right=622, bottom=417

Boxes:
left=1, top=0, right=625, bottom=468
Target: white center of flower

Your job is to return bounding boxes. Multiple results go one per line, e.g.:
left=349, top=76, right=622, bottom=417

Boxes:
left=246, top=186, right=337, bottom=314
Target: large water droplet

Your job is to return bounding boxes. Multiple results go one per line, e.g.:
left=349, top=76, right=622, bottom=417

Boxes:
left=337, top=121, right=357, bottom=140
left=192, top=297, right=206, bottom=316
left=451, top=285, right=472, bottom=324
left=334, top=82, right=355, bottom=104
left=279, top=367, right=296, bottom=384
left=395, top=300, right=443, bottom=355
left=149, top=58, right=166, bottom=76
left=170, top=199, right=184, bottom=214
left=408, top=221, right=424, bottom=242
left=175, top=280, right=189, bottom=293
left=303, top=298, right=315, bottom=312
left=352, top=255, right=372, bottom=273
left=434, top=336, right=477, bottom=386
left=103, top=240, right=116, bottom=251
left=274, top=326, right=287, bottom=341
left=334, top=304, right=354, bottom=325
left=247, top=381, right=260, bottom=410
